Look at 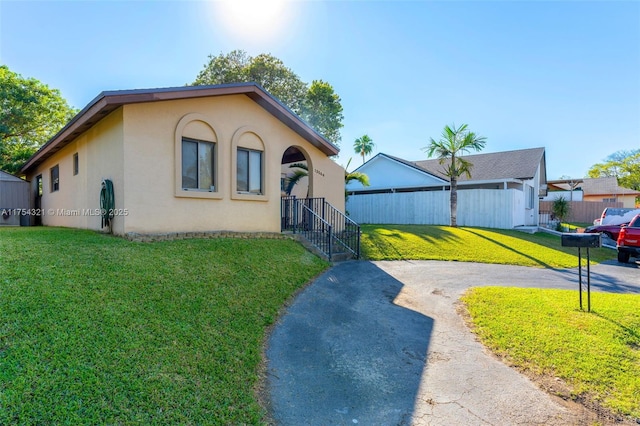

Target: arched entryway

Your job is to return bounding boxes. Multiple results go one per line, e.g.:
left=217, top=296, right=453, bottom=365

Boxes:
left=281, top=146, right=313, bottom=198
left=281, top=146, right=314, bottom=232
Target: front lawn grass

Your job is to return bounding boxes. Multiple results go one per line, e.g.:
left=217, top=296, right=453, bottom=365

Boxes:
left=563, top=222, right=592, bottom=231
left=0, top=227, right=328, bottom=424
left=462, top=287, right=640, bottom=420
left=361, top=224, right=615, bottom=267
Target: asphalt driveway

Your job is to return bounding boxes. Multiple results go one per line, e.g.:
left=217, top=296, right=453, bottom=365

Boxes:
left=265, top=259, right=639, bottom=425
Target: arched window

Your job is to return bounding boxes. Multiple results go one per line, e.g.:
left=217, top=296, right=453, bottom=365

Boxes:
left=231, top=126, right=267, bottom=201
left=174, top=113, right=223, bottom=200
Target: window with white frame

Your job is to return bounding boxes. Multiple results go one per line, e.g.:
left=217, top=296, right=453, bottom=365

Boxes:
left=181, top=137, right=215, bottom=191
left=526, top=185, right=534, bottom=209
left=237, top=148, right=262, bottom=194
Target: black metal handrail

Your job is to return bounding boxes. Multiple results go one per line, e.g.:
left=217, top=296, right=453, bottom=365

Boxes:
left=281, top=196, right=360, bottom=259
left=298, top=202, right=333, bottom=258
left=321, top=201, right=360, bottom=259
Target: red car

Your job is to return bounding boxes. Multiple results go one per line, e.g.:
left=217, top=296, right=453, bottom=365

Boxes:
left=584, top=223, right=627, bottom=242
left=617, top=214, right=640, bottom=263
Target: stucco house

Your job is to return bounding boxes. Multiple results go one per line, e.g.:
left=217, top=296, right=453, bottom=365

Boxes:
left=546, top=177, right=639, bottom=208
left=19, top=83, right=346, bottom=238
left=345, top=147, right=547, bottom=229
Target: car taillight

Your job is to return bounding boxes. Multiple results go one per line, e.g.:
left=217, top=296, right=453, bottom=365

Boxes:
left=617, top=227, right=626, bottom=245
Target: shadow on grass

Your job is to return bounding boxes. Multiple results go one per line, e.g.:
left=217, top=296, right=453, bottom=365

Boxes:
left=361, top=228, right=406, bottom=259
left=361, top=225, right=460, bottom=259
left=459, top=228, right=554, bottom=268
left=592, top=311, right=640, bottom=345
left=413, top=225, right=461, bottom=245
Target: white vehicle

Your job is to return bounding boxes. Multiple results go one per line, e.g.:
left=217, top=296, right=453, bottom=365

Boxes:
left=594, top=207, right=640, bottom=226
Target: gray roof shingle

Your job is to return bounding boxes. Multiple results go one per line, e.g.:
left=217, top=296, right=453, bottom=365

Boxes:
left=409, top=147, right=545, bottom=182
left=580, top=177, right=640, bottom=195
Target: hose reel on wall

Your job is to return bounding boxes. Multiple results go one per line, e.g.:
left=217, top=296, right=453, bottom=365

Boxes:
left=100, top=179, right=115, bottom=233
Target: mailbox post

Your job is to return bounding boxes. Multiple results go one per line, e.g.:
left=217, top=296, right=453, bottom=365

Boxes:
left=560, top=233, right=601, bottom=312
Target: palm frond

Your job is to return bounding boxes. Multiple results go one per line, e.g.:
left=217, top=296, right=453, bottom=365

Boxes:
left=345, top=171, right=370, bottom=187
left=288, top=163, right=308, bottom=171
left=454, top=157, right=474, bottom=178
left=284, top=169, right=308, bottom=195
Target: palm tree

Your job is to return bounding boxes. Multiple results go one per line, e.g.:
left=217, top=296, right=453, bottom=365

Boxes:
left=344, top=157, right=369, bottom=185
left=284, top=163, right=309, bottom=196
left=353, top=135, right=375, bottom=164
left=551, top=196, right=571, bottom=231
left=285, top=158, right=369, bottom=203
left=344, top=157, right=369, bottom=203
left=424, top=124, right=486, bottom=227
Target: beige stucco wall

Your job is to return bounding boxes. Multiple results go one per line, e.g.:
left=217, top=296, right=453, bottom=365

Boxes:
left=121, top=95, right=344, bottom=234
left=26, top=95, right=345, bottom=235
left=583, top=194, right=639, bottom=208
left=28, top=109, right=126, bottom=234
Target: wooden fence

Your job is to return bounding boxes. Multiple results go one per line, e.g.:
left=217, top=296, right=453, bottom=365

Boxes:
left=539, top=201, right=623, bottom=225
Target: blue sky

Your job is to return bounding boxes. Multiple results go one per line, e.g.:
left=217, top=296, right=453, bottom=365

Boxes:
left=1, top=0, right=639, bottom=179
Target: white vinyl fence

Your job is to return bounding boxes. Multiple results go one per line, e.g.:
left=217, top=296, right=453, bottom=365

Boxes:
left=347, top=189, right=526, bottom=229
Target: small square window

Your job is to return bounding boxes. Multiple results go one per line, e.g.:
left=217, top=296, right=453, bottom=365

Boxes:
left=50, top=165, right=59, bottom=192
left=73, top=153, right=79, bottom=176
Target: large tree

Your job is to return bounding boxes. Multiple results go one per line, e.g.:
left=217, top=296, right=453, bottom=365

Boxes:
left=588, top=149, right=640, bottom=191
left=193, top=50, right=344, bottom=146
left=424, top=123, right=487, bottom=227
left=353, top=134, right=374, bottom=164
left=0, top=65, right=76, bottom=174
left=302, top=80, right=343, bottom=147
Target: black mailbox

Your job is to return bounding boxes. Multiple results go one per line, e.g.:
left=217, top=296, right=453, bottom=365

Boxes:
left=561, top=233, right=601, bottom=248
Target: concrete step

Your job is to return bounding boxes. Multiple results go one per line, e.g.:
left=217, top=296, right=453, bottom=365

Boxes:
left=290, top=233, right=357, bottom=262
left=331, top=251, right=355, bottom=262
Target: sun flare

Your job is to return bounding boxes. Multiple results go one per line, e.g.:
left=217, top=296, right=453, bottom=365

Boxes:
left=215, top=0, right=291, bottom=42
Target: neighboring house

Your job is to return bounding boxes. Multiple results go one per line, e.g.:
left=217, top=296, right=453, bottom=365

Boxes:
left=548, top=177, right=639, bottom=208
left=541, top=190, right=584, bottom=202
left=19, top=83, right=345, bottom=236
left=0, top=170, right=30, bottom=226
left=345, top=147, right=547, bottom=229
left=541, top=178, right=584, bottom=202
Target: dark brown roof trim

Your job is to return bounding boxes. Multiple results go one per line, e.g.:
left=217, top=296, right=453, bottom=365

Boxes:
left=20, top=83, right=339, bottom=174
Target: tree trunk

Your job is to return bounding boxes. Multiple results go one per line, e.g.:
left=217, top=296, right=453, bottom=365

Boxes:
left=450, top=177, right=458, bottom=227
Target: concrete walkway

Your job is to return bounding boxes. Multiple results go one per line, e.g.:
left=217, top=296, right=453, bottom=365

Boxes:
left=265, top=260, right=639, bottom=425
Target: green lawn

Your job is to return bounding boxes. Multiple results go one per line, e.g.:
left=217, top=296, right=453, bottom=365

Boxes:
left=462, top=288, right=640, bottom=420
left=1, top=225, right=631, bottom=423
left=361, top=224, right=615, bottom=267
left=0, top=227, right=328, bottom=424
